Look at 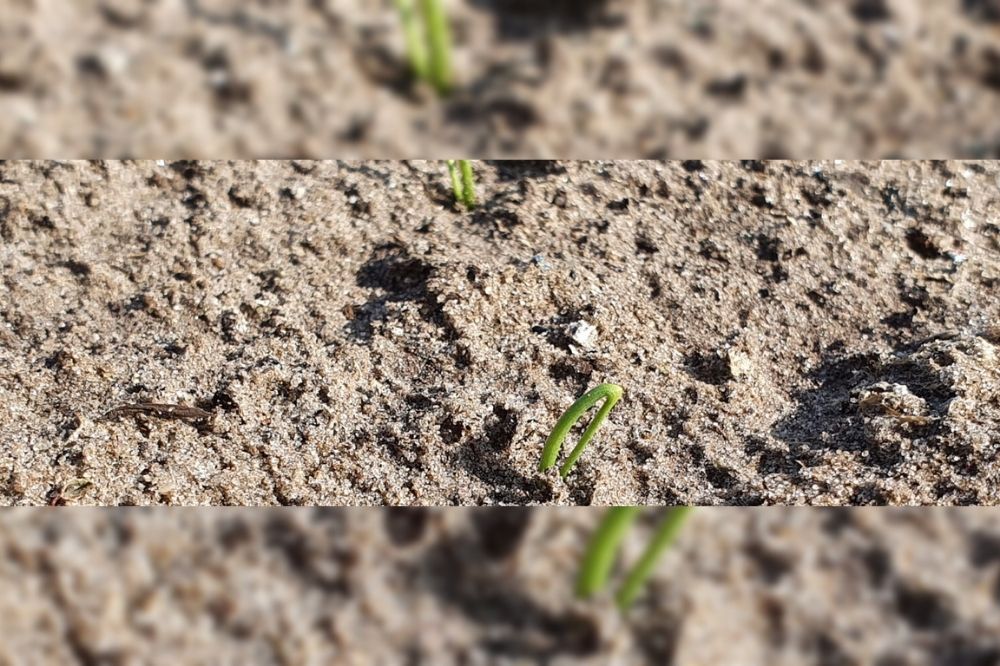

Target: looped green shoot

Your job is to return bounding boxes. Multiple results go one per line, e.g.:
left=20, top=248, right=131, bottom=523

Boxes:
left=394, top=0, right=453, bottom=96
left=577, top=506, right=693, bottom=609
left=447, top=160, right=477, bottom=209
left=539, top=383, right=623, bottom=477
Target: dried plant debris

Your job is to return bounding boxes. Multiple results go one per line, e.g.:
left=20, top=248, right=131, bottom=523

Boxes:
left=851, top=331, right=1000, bottom=464
left=100, top=403, right=214, bottom=430
left=45, top=479, right=93, bottom=506
left=1, top=160, right=999, bottom=506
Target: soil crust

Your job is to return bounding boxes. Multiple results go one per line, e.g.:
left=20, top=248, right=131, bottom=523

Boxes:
left=3, top=0, right=1000, bottom=158
left=2, top=507, right=1000, bottom=665
left=1, top=160, right=998, bottom=506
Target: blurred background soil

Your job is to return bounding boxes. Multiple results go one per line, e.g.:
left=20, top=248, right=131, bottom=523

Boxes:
left=2, top=0, right=1000, bottom=158
left=1, top=160, right=998, bottom=506
left=2, top=507, right=1000, bottom=665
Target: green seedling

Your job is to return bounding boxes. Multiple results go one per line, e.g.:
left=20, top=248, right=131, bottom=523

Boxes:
left=394, top=0, right=454, bottom=95
left=447, top=159, right=477, bottom=209
left=539, top=383, right=623, bottom=477
left=576, top=507, right=641, bottom=598
left=578, top=506, right=693, bottom=609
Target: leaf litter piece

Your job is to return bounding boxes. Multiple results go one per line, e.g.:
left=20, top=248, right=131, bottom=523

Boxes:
left=47, top=478, right=93, bottom=506
left=99, top=402, right=214, bottom=432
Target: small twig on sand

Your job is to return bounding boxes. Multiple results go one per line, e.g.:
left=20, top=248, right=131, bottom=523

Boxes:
left=99, top=402, right=214, bottom=431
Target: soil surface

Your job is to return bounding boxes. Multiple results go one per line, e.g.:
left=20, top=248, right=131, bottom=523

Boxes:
left=1, top=160, right=999, bottom=507
left=2, top=507, right=1000, bottom=665
left=3, top=0, right=1000, bottom=158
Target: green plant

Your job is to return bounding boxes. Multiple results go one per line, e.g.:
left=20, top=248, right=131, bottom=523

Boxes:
left=447, top=159, right=477, bottom=209
left=539, top=383, right=623, bottom=477
left=578, top=506, right=693, bottom=609
left=394, top=0, right=454, bottom=95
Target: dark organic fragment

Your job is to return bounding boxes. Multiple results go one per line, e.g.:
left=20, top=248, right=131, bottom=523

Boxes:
left=99, top=402, right=214, bottom=430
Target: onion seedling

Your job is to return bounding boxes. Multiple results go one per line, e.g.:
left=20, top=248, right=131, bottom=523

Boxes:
left=447, top=159, right=477, bottom=209
left=539, top=383, right=623, bottom=477
left=576, top=507, right=641, bottom=598
left=578, top=507, right=693, bottom=609
left=394, top=0, right=454, bottom=95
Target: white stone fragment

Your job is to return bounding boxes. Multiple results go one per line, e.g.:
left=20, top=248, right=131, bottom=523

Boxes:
left=726, top=350, right=753, bottom=379
left=567, top=321, right=598, bottom=350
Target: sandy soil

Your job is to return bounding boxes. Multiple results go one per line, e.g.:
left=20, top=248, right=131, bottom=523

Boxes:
left=2, top=507, right=1000, bottom=665
left=1, top=160, right=999, bottom=507
left=3, top=0, right=1000, bottom=158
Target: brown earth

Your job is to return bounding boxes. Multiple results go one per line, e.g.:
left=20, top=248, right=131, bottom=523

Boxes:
left=2, top=507, right=1000, bottom=665
left=3, top=0, right=1000, bottom=158
left=1, top=160, right=998, bottom=507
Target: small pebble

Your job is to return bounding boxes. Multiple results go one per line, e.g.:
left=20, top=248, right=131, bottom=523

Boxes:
left=567, top=321, right=598, bottom=350
left=726, top=350, right=753, bottom=379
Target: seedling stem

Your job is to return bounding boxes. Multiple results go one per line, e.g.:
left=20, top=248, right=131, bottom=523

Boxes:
left=578, top=507, right=694, bottom=609
left=395, top=0, right=453, bottom=95
left=576, top=507, right=641, bottom=598
left=422, top=0, right=453, bottom=95
left=616, top=507, right=693, bottom=608
left=395, top=0, right=429, bottom=81
left=447, top=159, right=477, bottom=209
left=540, top=383, right=623, bottom=477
